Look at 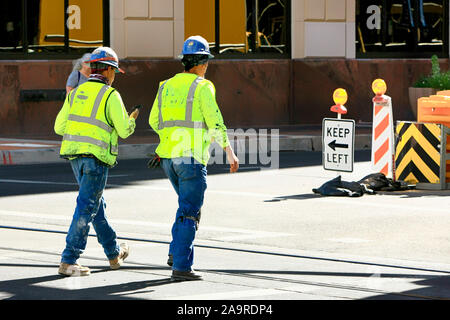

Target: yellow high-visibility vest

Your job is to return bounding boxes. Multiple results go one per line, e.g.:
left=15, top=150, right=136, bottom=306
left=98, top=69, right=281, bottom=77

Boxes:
left=152, top=73, right=211, bottom=164
left=150, top=73, right=230, bottom=165
left=59, top=81, right=119, bottom=166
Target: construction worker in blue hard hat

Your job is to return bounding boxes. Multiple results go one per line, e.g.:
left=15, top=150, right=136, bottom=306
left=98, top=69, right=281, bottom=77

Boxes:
left=149, top=35, right=239, bottom=281
left=54, top=46, right=140, bottom=276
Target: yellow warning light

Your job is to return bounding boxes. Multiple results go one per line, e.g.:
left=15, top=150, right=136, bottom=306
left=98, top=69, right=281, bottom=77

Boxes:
left=372, top=79, right=387, bottom=96
left=333, top=88, right=348, bottom=106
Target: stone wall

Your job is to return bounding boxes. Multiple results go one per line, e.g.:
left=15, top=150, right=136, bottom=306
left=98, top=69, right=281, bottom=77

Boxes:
left=0, top=58, right=443, bottom=136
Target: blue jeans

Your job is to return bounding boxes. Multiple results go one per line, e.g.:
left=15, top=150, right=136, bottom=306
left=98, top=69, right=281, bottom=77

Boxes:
left=161, top=157, right=207, bottom=271
left=61, top=157, right=120, bottom=264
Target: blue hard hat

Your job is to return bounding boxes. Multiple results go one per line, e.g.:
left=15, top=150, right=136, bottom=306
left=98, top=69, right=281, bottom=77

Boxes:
left=180, top=36, right=214, bottom=59
left=85, top=47, right=124, bottom=73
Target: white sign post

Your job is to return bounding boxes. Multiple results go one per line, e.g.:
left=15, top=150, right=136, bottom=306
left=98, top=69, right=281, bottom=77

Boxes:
left=322, top=118, right=355, bottom=172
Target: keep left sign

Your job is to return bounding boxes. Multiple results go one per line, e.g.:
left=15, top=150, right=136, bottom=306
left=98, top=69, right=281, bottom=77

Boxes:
left=322, top=118, right=355, bottom=172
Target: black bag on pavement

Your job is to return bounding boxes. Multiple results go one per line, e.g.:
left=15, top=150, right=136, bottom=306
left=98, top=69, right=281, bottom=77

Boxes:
left=312, top=175, right=373, bottom=197
left=313, top=173, right=411, bottom=197
left=357, top=173, right=411, bottom=191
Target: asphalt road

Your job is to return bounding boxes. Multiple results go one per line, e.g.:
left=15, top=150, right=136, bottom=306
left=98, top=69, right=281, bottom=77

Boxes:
left=0, top=150, right=349, bottom=194
left=1, top=150, right=450, bottom=303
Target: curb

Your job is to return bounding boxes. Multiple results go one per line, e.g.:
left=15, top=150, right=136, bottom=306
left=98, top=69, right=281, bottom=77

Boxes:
left=0, top=135, right=372, bottom=166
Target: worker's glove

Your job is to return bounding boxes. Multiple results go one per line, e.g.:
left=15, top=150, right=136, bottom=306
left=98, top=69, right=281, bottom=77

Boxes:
left=147, top=153, right=161, bottom=169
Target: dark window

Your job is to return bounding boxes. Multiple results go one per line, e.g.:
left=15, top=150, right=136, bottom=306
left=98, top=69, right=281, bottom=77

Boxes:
left=0, top=0, right=109, bottom=59
left=185, top=0, right=291, bottom=59
left=244, top=0, right=290, bottom=57
left=0, top=1, right=23, bottom=51
left=356, top=0, right=449, bottom=58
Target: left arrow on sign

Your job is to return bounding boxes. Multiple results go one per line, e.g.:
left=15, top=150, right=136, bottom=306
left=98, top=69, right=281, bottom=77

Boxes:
left=328, top=140, right=348, bottom=151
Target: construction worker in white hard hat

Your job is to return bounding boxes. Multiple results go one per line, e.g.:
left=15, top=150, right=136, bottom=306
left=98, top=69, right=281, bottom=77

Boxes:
left=54, top=46, right=140, bottom=276
left=149, top=35, right=239, bottom=281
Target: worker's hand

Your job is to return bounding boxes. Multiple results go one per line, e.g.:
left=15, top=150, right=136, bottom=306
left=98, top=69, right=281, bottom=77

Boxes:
left=225, top=145, right=239, bottom=173
left=130, top=105, right=142, bottom=120
left=130, top=108, right=139, bottom=119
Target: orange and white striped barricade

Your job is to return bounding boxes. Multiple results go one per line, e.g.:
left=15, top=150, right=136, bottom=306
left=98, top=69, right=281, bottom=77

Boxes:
left=371, top=79, right=395, bottom=179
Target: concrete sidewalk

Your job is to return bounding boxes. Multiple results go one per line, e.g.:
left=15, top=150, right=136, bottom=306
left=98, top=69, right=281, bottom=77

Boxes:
left=0, top=126, right=372, bottom=165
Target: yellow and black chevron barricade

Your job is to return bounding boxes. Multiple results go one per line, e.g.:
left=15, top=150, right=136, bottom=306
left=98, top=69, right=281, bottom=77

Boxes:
left=395, top=121, right=450, bottom=190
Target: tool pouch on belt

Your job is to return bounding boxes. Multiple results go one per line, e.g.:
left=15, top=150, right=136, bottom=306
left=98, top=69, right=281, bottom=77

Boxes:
left=147, top=153, right=161, bottom=169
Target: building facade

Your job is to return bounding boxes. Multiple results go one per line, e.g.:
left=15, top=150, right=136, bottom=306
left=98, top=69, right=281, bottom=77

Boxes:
left=0, top=0, right=448, bottom=135
left=107, top=0, right=449, bottom=59
left=111, top=0, right=449, bottom=59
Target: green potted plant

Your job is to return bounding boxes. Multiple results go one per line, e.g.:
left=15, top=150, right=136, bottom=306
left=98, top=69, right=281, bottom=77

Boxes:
left=409, top=55, right=450, bottom=119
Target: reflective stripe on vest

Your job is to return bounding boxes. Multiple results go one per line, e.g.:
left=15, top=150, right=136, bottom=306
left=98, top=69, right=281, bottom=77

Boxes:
left=67, top=84, right=113, bottom=133
left=63, top=84, right=117, bottom=154
left=63, top=134, right=119, bottom=154
left=157, top=77, right=207, bottom=130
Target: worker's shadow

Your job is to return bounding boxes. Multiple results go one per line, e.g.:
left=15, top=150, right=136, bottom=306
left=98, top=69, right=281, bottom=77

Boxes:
left=0, top=262, right=174, bottom=300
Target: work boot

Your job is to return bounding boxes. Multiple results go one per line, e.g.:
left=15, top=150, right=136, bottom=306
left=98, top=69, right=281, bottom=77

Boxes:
left=58, top=263, right=90, bottom=277
left=167, top=254, right=173, bottom=267
left=109, top=243, right=129, bottom=270
left=171, top=269, right=203, bottom=281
